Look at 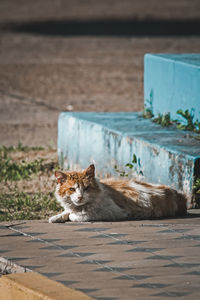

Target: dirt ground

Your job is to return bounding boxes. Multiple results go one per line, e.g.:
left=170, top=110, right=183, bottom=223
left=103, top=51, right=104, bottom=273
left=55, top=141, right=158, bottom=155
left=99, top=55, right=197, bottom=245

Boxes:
left=0, top=0, right=200, bottom=147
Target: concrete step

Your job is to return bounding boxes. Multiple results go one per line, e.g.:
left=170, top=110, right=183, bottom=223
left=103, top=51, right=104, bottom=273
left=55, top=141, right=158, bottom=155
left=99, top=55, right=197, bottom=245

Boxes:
left=144, top=54, right=200, bottom=121
left=57, top=112, right=200, bottom=206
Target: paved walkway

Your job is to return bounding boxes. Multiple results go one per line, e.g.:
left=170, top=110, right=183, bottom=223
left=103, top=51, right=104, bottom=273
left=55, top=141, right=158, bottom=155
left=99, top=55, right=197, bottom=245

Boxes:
left=1, top=211, right=200, bottom=299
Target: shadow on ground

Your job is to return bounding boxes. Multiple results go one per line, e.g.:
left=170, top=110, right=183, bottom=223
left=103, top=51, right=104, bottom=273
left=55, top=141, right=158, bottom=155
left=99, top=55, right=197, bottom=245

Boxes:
left=2, top=19, right=200, bottom=37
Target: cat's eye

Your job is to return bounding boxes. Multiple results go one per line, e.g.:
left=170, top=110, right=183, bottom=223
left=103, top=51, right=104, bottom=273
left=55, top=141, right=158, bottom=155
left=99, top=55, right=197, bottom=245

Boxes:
left=69, top=188, right=75, bottom=192
left=84, top=186, right=89, bottom=191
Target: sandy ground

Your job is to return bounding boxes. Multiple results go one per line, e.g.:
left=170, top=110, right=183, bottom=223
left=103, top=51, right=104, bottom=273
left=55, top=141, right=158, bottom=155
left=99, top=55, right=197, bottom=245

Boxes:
left=0, top=0, right=200, bottom=147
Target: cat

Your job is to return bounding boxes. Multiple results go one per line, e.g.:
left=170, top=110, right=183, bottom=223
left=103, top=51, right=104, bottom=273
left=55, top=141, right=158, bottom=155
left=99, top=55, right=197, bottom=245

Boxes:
left=48, top=164, right=187, bottom=223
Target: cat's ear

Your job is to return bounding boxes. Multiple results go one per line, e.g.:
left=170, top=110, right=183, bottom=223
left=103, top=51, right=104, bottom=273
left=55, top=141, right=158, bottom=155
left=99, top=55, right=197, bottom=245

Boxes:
left=54, top=170, right=67, bottom=183
left=85, top=164, right=95, bottom=179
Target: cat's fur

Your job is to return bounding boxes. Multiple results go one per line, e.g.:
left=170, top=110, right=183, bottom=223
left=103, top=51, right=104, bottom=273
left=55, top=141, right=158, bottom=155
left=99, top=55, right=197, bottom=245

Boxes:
left=49, top=164, right=187, bottom=223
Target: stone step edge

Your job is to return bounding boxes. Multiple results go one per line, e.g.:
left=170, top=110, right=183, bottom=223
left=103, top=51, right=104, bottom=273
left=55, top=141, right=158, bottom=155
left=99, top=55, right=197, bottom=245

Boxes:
left=0, top=258, right=93, bottom=300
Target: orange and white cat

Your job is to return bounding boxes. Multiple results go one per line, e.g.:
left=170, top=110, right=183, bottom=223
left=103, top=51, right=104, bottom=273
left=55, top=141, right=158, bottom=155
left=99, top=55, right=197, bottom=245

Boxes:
left=49, top=164, right=187, bottom=223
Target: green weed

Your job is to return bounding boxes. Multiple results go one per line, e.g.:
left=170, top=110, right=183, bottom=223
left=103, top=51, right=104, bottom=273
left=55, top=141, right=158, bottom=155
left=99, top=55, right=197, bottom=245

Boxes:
left=0, top=156, right=44, bottom=182
left=193, top=178, right=200, bottom=194
left=114, top=165, right=129, bottom=177
left=114, top=154, right=143, bottom=177
left=0, top=145, right=57, bottom=182
left=175, top=109, right=200, bottom=134
left=142, top=101, right=200, bottom=135
left=194, top=120, right=200, bottom=134
left=0, top=143, right=44, bottom=154
left=125, top=153, right=137, bottom=169
left=176, top=109, right=196, bottom=131
left=153, top=112, right=172, bottom=127
left=0, top=191, right=61, bottom=221
left=143, top=89, right=154, bottom=119
left=0, top=144, right=59, bottom=221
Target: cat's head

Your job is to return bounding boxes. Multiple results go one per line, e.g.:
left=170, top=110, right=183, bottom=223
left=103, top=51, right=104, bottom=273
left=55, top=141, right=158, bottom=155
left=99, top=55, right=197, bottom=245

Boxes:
left=55, top=164, right=96, bottom=206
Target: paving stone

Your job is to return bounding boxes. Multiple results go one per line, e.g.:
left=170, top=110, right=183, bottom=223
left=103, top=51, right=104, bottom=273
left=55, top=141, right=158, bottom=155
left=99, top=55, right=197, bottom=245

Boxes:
left=1, top=218, right=200, bottom=299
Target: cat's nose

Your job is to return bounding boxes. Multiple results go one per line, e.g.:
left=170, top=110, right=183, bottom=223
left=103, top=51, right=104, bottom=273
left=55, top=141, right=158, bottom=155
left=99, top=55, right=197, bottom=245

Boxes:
left=78, top=196, right=83, bottom=202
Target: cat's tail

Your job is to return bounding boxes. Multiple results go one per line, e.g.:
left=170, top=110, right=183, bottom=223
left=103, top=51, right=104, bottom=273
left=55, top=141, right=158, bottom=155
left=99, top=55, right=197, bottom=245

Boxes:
left=129, top=180, right=188, bottom=218
left=150, top=189, right=188, bottom=219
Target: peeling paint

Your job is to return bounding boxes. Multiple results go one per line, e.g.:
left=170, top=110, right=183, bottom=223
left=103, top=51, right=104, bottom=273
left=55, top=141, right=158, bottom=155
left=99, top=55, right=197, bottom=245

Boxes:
left=152, top=147, right=159, bottom=156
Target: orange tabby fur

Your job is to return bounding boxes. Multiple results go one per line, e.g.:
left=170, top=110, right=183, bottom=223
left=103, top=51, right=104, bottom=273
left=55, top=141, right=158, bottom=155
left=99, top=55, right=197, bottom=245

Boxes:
left=49, top=165, right=187, bottom=223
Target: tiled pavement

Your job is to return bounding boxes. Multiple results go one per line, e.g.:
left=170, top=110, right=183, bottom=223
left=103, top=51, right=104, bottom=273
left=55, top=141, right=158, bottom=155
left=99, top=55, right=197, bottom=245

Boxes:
left=1, top=211, right=200, bottom=300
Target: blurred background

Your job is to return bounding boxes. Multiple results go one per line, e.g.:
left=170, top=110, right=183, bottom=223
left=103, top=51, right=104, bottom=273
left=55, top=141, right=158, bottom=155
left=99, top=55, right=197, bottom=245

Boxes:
left=0, top=0, right=200, bottom=147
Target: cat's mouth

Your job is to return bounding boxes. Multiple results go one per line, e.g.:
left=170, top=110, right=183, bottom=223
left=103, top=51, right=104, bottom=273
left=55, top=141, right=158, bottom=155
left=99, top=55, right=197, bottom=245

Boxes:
left=72, top=197, right=88, bottom=206
left=73, top=202, right=85, bottom=207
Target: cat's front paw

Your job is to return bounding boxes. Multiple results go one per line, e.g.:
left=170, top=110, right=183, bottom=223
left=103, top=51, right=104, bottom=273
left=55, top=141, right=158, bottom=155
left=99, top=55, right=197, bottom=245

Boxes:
left=49, top=215, right=58, bottom=223
left=69, top=213, right=82, bottom=222
left=49, top=213, right=69, bottom=223
left=69, top=213, right=78, bottom=222
left=69, top=213, right=88, bottom=222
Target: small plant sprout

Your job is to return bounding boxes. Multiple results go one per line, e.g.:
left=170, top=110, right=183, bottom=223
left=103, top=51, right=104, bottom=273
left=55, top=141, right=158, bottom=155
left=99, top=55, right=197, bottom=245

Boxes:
left=176, top=108, right=200, bottom=134
left=143, top=89, right=154, bottom=119
left=153, top=112, right=171, bottom=127
left=194, top=119, right=200, bottom=134
left=176, top=109, right=196, bottom=131
left=193, top=178, right=200, bottom=194
left=114, top=154, right=143, bottom=177
left=114, top=165, right=129, bottom=177
left=142, top=104, right=200, bottom=136
left=125, top=154, right=137, bottom=169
